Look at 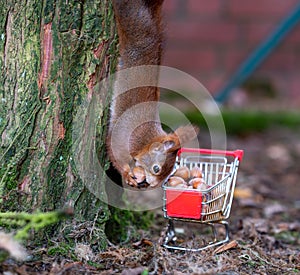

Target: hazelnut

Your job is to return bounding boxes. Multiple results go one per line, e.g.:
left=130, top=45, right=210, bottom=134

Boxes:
left=173, top=166, right=190, bottom=180
left=132, top=166, right=146, bottom=183
left=189, top=178, right=206, bottom=189
left=190, top=166, right=203, bottom=178
left=168, top=176, right=186, bottom=187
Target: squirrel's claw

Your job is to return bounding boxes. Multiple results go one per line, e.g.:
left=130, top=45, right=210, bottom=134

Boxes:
left=123, top=165, right=139, bottom=187
left=126, top=173, right=149, bottom=188
left=126, top=174, right=139, bottom=187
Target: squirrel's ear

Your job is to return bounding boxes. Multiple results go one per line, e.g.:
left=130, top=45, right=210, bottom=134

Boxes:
left=174, top=125, right=199, bottom=145
left=163, top=125, right=199, bottom=152
left=162, top=140, right=177, bottom=151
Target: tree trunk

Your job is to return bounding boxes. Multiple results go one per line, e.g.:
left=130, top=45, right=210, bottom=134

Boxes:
left=0, top=0, right=117, bottom=249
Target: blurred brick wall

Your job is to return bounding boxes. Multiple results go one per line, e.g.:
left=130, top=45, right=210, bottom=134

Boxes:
left=162, top=0, right=300, bottom=106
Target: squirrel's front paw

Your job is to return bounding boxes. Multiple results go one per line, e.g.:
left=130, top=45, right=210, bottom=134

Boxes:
left=123, top=165, right=149, bottom=188
left=122, top=165, right=139, bottom=187
left=124, top=171, right=139, bottom=187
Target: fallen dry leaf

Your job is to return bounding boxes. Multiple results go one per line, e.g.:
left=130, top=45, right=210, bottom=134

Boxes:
left=132, top=238, right=153, bottom=248
left=213, top=240, right=238, bottom=254
left=234, top=187, right=253, bottom=199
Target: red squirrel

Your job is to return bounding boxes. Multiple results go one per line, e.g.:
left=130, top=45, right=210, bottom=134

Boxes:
left=107, top=0, right=198, bottom=188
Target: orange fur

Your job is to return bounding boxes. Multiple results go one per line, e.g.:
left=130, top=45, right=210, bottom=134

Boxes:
left=106, top=0, right=198, bottom=188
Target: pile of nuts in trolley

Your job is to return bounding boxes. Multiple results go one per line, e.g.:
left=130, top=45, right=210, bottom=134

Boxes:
left=167, top=166, right=209, bottom=190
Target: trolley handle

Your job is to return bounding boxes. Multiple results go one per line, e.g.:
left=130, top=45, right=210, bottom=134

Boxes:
left=178, top=148, right=244, bottom=161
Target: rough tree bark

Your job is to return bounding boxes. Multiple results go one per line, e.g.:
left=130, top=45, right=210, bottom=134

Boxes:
left=0, top=0, right=117, bottom=249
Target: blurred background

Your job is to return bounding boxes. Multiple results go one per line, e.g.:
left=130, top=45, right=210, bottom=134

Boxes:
left=159, top=1, right=300, bottom=255
left=162, top=0, right=300, bottom=110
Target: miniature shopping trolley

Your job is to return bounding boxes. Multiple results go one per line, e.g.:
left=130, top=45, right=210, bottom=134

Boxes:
left=162, top=148, right=244, bottom=252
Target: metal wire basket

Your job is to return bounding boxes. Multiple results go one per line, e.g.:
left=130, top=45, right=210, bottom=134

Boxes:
left=162, top=148, right=244, bottom=252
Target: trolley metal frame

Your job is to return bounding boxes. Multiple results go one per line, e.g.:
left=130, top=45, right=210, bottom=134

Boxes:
left=162, top=148, right=243, bottom=252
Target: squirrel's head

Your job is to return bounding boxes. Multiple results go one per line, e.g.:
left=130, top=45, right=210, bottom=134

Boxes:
left=133, top=125, right=198, bottom=187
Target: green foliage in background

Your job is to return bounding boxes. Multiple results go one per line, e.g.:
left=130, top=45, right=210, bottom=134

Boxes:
left=185, top=110, right=300, bottom=135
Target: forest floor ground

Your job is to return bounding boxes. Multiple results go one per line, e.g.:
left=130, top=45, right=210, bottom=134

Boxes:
left=1, top=125, right=300, bottom=275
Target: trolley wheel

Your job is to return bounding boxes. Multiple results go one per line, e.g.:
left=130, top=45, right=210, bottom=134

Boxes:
left=164, top=220, right=177, bottom=245
left=162, top=220, right=230, bottom=252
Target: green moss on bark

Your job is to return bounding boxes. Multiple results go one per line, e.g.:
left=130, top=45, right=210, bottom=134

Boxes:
left=0, top=0, right=42, bottom=209
left=0, top=0, right=117, bottom=250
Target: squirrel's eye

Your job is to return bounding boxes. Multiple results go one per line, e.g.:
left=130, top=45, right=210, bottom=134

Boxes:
left=152, top=164, right=161, bottom=174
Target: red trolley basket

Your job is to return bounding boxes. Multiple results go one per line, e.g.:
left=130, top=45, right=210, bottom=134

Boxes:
left=162, top=148, right=244, bottom=252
